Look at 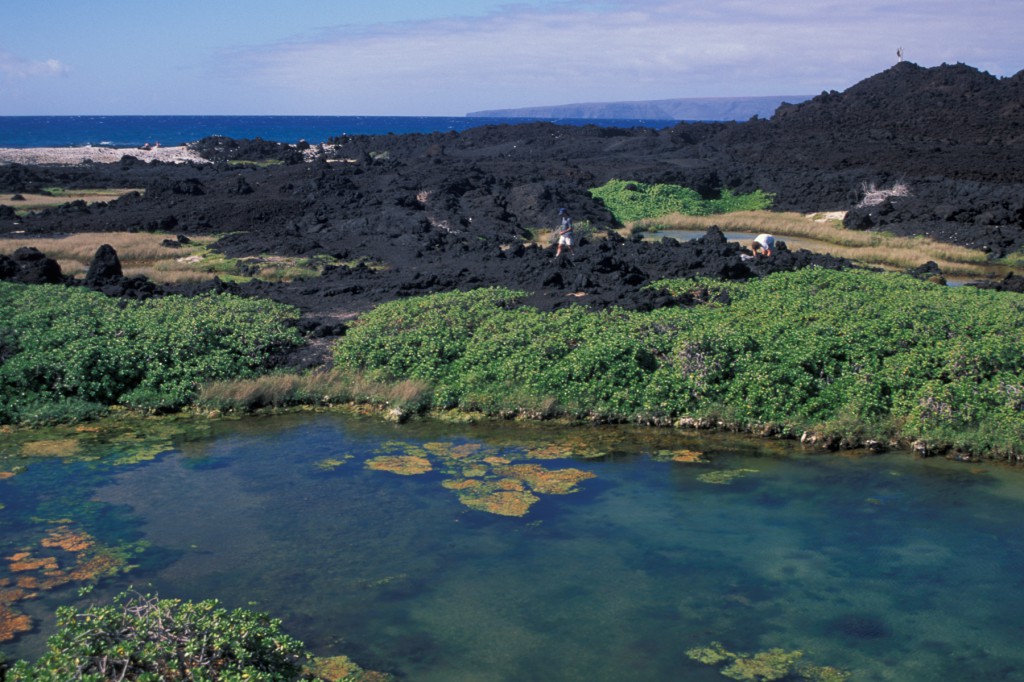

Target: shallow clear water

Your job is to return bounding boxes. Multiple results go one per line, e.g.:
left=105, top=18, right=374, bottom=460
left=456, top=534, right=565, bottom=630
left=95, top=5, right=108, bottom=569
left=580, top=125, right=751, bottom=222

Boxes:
left=3, top=412, right=1024, bottom=680
left=645, top=229, right=863, bottom=257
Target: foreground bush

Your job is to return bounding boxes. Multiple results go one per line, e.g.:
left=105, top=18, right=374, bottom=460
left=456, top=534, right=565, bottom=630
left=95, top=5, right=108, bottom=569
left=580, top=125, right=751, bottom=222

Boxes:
left=3, top=591, right=305, bottom=681
left=0, top=283, right=303, bottom=424
left=334, top=272, right=1024, bottom=458
left=589, top=179, right=774, bottom=223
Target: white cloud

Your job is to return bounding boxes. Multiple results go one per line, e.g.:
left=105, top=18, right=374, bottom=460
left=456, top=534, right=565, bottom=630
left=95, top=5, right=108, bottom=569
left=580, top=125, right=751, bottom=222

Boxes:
left=214, top=0, right=1024, bottom=114
left=0, top=52, right=69, bottom=79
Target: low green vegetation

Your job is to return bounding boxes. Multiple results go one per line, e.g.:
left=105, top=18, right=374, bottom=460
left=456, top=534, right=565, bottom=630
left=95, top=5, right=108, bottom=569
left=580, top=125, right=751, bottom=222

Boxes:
left=183, top=249, right=353, bottom=284
left=0, top=282, right=303, bottom=425
left=1, top=591, right=389, bottom=681
left=7, top=267, right=1024, bottom=459
left=333, top=272, right=1024, bottom=459
left=589, top=179, right=774, bottom=223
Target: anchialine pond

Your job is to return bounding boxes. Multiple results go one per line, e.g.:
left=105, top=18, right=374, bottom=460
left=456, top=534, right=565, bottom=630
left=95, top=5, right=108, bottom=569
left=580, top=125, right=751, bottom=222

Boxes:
left=2, top=411, right=1024, bottom=681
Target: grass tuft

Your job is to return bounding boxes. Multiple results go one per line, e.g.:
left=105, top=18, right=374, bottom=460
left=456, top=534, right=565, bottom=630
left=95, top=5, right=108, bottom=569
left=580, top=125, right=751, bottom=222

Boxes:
left=196, top=371, right=432, bottom=414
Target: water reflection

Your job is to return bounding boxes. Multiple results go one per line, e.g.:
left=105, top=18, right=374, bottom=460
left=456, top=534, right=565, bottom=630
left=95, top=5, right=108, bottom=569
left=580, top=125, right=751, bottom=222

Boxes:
left=2, top=412, right=1024, bottom=680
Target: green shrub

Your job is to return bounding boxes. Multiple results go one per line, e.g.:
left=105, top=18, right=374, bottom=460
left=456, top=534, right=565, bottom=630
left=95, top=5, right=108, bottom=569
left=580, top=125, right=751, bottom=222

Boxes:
left=0, top=283, right=303, bottom=423
left=589, top=179, right=774, bottom=223
left=333, top=270, right=1024, bottom=458
left=4, top=591, right=306, bottom=681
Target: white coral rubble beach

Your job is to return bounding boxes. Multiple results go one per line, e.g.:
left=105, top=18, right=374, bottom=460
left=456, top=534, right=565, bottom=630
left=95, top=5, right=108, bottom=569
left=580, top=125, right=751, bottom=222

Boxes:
left=0, top=145, right=208, bottom=165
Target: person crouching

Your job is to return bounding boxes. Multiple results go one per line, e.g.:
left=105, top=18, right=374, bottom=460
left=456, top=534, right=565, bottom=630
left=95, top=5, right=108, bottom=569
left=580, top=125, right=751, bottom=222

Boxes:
left=752, top=233, right=775, bottom=257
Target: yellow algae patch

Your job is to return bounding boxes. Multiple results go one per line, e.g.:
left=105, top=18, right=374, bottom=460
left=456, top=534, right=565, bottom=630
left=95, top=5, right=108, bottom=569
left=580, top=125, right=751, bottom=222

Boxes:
left=0, top=586, right=35, bottom=603
left=306, top=654, right=395, bottom=682
left=365, top=455, right=432, bottom=475
left=315, top=457, right=351, bottom=470
left=101, top=430, right=178, bottom=465
left=458, top=489, right=539, bottom=517
left=671, top=446, right=704, bottom=462
left=8, top=525, right=127, bottom=588
left=308, top=655, right=361, bottom=681
left=496, top=463, right=596, bottom=495
left=524, top=443, right=579, bottom=460
left=65, top=551, right=125, bottom=583
left=483, top=455, right=512, bottom=466
left=0, top=603, right=33, bottom=642
left=651, top=448, right=708, bottom=463
left=21, top=439, right=81, bottom=457
left=8, top=554, right=58, bottom=573
left=442, top=479, right=483, bottom=491
left=697, top=468, right=759, bottom=485
left=686, top=641, right=850, bottom=681
left=422, top=442, right=455, bottom=456
left=496, top=478, right=526, bottom=491
left=41, top=525, right=95, bottom=553
left=0, top=524, right=131, bottom=642
left=451, top=443, right=483, bottom=458
left=0, top=471, right=16, bottom=480
left=15, top=575, right=40, bottom=590
left=524, top=438, right=608, bottom=460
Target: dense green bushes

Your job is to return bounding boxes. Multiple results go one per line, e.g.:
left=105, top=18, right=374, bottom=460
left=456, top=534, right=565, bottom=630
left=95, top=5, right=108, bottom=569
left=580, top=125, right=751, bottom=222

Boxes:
left=3, top=592, right=305, bottom=681
left=589, top=179, right=774, bottom=223
left=0, top=283, right=303, bottom=424
left=334, top=271, right=1024, bottom=458
left=8, top=270, right=1024, bottom=458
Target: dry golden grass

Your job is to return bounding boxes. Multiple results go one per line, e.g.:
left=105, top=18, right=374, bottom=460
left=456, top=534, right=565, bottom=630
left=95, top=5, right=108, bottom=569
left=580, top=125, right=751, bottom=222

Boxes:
left=0, top=232, right=222, bottom=283
left=0, top=232, right=214, bottom=263
left=0, top=189, right=140, bottom=212
left=636, top=210, right=1010, bottom=278
left=198, top=375, right=304, bottom=409
left=2, top=232, right=345, bottom=284
left=385, top=378, right=432, bottom=407
left=197, top=371, right=432, bottom=413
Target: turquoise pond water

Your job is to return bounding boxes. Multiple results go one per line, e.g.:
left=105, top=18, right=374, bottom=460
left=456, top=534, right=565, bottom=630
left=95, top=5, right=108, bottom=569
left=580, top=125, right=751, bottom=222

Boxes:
left=3, top=412, right=1024, bottom=681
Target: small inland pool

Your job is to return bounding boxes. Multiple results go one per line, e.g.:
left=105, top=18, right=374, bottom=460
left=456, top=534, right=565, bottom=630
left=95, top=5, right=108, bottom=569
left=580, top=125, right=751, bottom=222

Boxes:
left=3, top=412, right=1024, bottom=680
left=643, top=229, right=1013, bottom=287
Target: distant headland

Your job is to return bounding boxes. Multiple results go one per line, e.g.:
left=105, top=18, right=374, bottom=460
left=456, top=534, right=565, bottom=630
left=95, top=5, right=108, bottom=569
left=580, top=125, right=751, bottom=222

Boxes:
left=466, top=94, right=812, bottom=122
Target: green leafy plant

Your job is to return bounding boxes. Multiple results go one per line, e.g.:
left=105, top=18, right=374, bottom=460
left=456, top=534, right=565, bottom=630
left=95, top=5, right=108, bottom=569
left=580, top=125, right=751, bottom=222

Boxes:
left=4, top=591, right=306, bottom=681
left=589, top=179, right=774, bottom=223
left=0, top=283, right=303, bottom=424
left=333, top=269, right=1024, bottom=459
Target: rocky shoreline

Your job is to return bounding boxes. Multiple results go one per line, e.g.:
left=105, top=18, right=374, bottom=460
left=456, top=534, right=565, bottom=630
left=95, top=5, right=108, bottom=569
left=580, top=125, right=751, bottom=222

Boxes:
left=3, top=60, right=1024, bottom=356
left=0, top=145, right=208, bottom=166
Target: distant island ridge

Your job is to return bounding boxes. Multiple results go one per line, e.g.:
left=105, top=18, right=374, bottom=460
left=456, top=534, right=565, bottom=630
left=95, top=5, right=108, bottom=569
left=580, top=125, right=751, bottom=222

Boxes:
left=467, top=95, right=813, bottom=122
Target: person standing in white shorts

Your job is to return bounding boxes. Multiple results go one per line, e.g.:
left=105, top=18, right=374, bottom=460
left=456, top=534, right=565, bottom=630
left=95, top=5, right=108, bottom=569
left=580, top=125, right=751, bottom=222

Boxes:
left=556, top=208, right=574, bottom=257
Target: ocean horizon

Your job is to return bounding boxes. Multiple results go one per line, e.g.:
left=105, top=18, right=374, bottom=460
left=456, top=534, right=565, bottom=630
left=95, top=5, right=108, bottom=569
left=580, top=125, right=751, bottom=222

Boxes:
left=0, top=115, right=680, bottom=149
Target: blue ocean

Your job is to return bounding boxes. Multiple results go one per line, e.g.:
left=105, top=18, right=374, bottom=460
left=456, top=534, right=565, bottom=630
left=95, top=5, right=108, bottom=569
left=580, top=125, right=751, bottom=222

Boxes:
left=0, top=115, right=678, bottom=148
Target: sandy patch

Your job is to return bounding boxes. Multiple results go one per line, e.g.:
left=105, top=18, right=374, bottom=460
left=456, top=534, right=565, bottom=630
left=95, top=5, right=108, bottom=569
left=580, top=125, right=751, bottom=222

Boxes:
left=810, top=210, right=847, bottom=222
left=0, top=145, right=208, bottom=166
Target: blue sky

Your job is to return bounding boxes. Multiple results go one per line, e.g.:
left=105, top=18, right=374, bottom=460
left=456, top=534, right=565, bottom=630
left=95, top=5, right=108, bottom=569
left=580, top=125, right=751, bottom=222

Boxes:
left=2, top=0, right=1022, bottom=116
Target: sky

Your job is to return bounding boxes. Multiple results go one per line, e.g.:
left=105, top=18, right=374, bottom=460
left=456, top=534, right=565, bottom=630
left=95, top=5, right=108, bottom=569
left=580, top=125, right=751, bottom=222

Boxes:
left=2, top=0, right=1023, bottom=116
